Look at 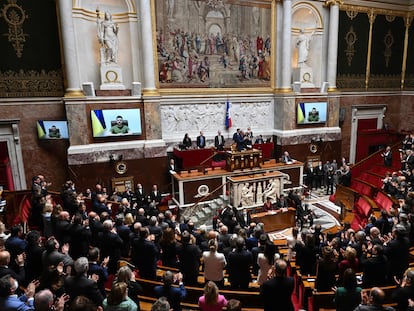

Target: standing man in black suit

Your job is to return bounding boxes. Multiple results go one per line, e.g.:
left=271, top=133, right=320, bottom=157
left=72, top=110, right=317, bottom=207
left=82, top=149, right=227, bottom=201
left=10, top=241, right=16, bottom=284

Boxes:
left=261, top=259, right=294, bottom=311
left=196, top=131, right=206, bottom=148
left=134, top=183, right=146, bottom=208
left=176, top=231, right=201, bottom=286
left=315, top=161, right=325, bottom=189
left=236, top=208, right=251, bottom=229
left=64, top=256, right=104, bottom=307
left=214, top=131, right=225, bottom=150
left=227, top=237, right=253, bottom=289
left=381, top=146, right=393, bottom=167
left=149, top=184, right=162, bottom=206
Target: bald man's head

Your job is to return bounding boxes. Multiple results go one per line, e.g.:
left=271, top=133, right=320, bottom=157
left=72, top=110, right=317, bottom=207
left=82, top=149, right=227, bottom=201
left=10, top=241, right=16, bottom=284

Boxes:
left=274, top=259, right=288, bottom=277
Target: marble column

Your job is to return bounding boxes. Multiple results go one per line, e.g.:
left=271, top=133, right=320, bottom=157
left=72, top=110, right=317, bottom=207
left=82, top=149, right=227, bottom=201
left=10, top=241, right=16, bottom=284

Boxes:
left=57, top=0, right=82, bottom=96
left=326, top=1, right=340, bottom=91
left=138, top=0, right=157, bottom=95
left=281, top=0, right=292, bottom=91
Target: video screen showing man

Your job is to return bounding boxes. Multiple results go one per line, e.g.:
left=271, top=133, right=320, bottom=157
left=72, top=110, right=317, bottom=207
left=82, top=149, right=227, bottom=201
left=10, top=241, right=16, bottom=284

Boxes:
left=48, top=125, right=61, bottom=138
left=307, top=107, right=320, bottom=122
left=110, top=115, right=131, bottom=134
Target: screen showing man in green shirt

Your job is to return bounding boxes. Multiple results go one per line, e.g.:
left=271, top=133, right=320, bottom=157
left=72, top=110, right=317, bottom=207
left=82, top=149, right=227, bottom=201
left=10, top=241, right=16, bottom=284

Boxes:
left=110, top=115, right=130, bottom=134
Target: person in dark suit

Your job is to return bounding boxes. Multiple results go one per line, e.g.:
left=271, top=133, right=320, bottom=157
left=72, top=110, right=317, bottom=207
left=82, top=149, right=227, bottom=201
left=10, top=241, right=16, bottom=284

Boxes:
left=361, top=244, right=388, bottom=288
left=219, top=206, right=237, bottom=234
left=176, top=231, right=201, bottom=286
left=0, top=250, right=26, bottom=284
left=281, top=151, right=293, bottom=164
left=149, top=184, right=162, bottom=206
left=154, top=271, right=187, bottom=311
left=64, top=256, right=104, bottom=307
left=261, top=259, right=294, bottom=311
left=4, top=225, right=27, bottom=266
left=214, top=130, right=225, bottom=151
left=87, top=247, right=109, bottom=298
left=96, top=219, right=123, bottom=275
left=233, top=129, right=246, bottom=151
left=384, top=224, right=410, bottom=280
left=131, top=227, right=159, bottom=280
left=392, top=268, right=414, bottom=311
left=315, top=161, right=325, bottom=188
left=305, top=163, right=315, bottom=189
left=0, top=275, right=37, bottom=310
left=134, top=183, right=146, bottom=208
left=227, top=237, right=253, bottom=289
left=236, top=208, right=251, bottom=229
left=381, top=146, right=393, bottom=167
left=181, top=133, right=192, bottom=150
left=276, top=194, right=289, bottom=209
left=196, top=131, right=206, bottom=149
left=68, top=214, right=92, bottom=260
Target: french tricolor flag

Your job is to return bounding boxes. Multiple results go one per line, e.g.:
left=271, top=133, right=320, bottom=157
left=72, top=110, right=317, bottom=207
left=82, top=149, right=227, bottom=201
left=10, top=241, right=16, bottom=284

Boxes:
left=225, top=100, right=232, bottom=129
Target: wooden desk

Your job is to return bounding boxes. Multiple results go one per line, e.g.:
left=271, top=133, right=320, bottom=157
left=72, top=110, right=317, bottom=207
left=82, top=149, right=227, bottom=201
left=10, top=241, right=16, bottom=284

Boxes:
left=226, top=149, right=262, bottom=171
left=251, top=208, right=296, bottom=232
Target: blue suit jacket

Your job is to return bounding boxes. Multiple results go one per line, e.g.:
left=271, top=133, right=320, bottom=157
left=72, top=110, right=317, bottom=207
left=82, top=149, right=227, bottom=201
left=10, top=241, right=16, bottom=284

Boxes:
left=0, top=294, right=34, bottom=311
left=154, top=284, right=186, bottom=311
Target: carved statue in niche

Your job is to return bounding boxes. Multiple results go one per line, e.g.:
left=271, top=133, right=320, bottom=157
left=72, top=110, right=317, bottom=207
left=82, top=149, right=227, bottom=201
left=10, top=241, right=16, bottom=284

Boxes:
left=97, top=11, right=119, bottom=64
left=296, top=29, right=313, bottom=68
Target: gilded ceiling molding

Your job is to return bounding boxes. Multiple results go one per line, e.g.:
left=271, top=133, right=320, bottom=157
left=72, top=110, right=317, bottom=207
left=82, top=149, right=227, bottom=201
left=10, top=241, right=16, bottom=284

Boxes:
left=339, top=4, right=407, bottom=18
left=325, top=0, right=343, bottom=7
left=0, top=0, right=29, bottom=58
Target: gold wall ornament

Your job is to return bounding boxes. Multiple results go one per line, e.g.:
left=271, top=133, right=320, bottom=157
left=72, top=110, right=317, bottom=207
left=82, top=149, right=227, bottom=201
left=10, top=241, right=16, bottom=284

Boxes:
left=345, top=26, right=357, bottom=67
left=385, top=15, right=396, bottom=23
left=346, top=9, right=358, bottom=20
left=1, top=0, right=29, bottom=58
left=0, top=69, right=64, bottom=97
left=383, top=30, right=394, bottom=68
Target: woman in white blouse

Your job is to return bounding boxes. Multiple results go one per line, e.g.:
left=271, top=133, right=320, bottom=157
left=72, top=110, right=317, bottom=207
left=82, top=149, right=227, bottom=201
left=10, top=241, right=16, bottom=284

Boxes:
left=203, top=239, right=227, bottom=288
left=257, top=241, right=280, bottom=285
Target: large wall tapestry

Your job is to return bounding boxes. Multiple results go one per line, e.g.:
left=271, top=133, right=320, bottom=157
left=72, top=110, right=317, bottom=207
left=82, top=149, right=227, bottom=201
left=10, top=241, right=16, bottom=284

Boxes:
left=370, top=15, right=404, bottom=89
left=155, top=0, right=272, bottom=88
left=336, top=10, right=369, bottom=89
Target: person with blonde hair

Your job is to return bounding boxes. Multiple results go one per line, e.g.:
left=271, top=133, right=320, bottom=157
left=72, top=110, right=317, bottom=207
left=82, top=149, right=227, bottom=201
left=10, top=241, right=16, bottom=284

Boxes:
left=202, top=239, right=226, bottom=288
left=103, top=282, right=137, bottom=311
left=198, top=281, right=228, bottom=311
left=115, top=265, right=143, bottom=309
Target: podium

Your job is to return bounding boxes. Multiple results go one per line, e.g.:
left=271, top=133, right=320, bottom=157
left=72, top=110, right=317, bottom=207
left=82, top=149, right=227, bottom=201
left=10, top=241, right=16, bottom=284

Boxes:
left=225, top=149, right=262, bottom=171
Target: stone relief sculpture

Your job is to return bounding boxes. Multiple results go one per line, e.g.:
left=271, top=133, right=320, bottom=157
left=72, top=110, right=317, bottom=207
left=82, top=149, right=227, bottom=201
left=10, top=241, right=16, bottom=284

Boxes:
left=256, top=182, right=263, bottom=204
left=160, top=101, right=273, bottom=141
left=262, top=179, right=278, bottom=203
left=240, top=182, right=254, bottom=207
left=97, top=11, right=119, bottom=64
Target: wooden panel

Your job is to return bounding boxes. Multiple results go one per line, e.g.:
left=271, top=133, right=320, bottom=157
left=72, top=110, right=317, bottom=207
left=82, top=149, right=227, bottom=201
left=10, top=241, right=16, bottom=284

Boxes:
left=251, top=208, right=296, bottom=232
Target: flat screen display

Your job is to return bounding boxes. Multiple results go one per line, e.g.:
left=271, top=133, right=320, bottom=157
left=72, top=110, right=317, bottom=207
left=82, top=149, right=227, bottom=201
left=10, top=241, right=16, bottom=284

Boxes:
left=37, top=120, right=69, bottom=139
left=297, top=102, right=327, bottom=124
left=91, top=108, right=142, bottom=138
